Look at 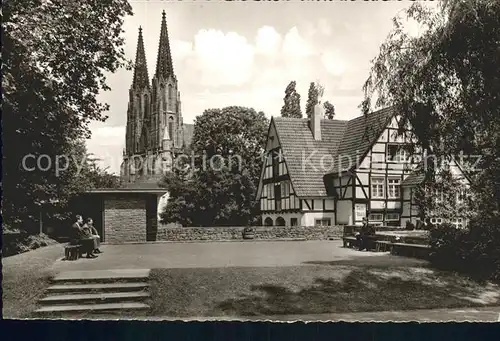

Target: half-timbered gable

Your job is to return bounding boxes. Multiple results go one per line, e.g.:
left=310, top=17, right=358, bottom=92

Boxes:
left=257, top=105, right=470, bottom=228
left=343, top=113, right=421, bottom=226
left=257, top=105, right=345, bottom=227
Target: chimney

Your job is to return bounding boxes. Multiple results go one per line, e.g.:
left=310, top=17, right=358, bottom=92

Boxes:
left=311, top=103, right=323, bottom=140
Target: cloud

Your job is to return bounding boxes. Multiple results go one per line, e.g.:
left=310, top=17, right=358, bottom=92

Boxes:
left=255, top=26, right=282, bottom=56
left=317, top=18, right=332, bottom=37
left=321, top=50, right=347, bottom=77
left=282, top=27, right=314, bottom=59
left=183, top=29, right=255, bottom=87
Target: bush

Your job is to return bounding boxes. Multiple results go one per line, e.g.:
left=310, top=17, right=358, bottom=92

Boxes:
left=429, top=217, right=500, bottom=281
left=2, top=233, right=58, bottom=257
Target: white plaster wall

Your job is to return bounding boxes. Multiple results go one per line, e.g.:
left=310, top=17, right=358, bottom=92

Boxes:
left=262, top=212, right=303, bottom=226
left=302, top=212, right=336, bottom=226
left=337, top=200, right=352, bottom=225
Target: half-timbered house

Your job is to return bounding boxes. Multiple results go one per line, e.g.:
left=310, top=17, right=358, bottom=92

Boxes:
left=256, top=104, right=470, bottom=227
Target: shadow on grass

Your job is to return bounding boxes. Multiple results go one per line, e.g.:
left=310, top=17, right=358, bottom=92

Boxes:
left=214, top=268, right=499, bottom=316
left=304, top=253, right=430, bottom=268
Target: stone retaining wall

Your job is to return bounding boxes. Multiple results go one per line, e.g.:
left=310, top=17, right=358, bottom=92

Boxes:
left=156, top=225, right=343, bottom=242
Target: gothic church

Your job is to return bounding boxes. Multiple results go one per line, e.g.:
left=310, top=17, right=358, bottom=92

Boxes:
left=120, top=11, right=193, bottom=185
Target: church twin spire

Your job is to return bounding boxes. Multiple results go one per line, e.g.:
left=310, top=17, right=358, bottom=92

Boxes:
left=155, top=11, right=175, bottom=80
left=132, top=26, right=149, bottom=90
left=132, top=10, right=175, bottom=90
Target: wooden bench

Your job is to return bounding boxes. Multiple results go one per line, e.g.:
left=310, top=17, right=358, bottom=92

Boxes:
left=64, top=244, right=81, bottom=261
left=390, top=243, right=431, bottom=259
left=342, top=236, right=358, bottom=248
left=343, top=235, right=377, bottom=250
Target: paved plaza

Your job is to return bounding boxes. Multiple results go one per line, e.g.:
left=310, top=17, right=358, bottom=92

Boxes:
left=49, top=240, right=427, bottom=272
left=4, top=240, right=500, bottom=321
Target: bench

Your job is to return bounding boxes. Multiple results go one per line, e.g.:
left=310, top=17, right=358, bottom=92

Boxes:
left=343, top=235, right=377, bottom=250
left=375, top=240, right=393, bottom=252
left=390, top=243, right=431, bottom=259
left=342, top=236, right=358, bottom=248
left=64, top=244, right=81, bottom=261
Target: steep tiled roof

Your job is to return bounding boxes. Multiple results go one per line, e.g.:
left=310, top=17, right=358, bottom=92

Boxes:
left=274, top=118, right=347, bottom=197
left=334, top=107, right=394, bottom=172
left=402, top=171, right=425, bottom=187
left=272, top=107, right=394, bottom=198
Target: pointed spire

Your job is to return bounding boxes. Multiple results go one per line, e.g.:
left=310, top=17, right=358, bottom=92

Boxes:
left=132, top=26, right=150, bottom=90
left=155, top=11, right=175, bottom=79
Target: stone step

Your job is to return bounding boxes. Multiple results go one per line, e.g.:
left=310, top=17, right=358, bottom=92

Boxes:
left=47, top=282, right=149, bottom=293
left=52, top=269, right=150, bottom=283
left=35, top=302, right=150, bottom=314
left=39, top=291, right=150, bottom=305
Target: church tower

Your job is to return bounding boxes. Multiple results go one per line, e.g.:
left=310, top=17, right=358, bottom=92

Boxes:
left=121, top=11, right=190, bottom=184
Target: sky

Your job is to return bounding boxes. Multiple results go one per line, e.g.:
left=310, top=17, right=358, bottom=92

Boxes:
left=87, top=0, right=432, bottom=174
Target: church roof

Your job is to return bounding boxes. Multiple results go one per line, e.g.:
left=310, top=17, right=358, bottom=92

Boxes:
left=272, top=107, right=394, bottom=197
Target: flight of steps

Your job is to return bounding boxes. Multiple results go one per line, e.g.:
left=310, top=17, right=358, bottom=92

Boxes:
left=34, top=269, right=151, bottom=317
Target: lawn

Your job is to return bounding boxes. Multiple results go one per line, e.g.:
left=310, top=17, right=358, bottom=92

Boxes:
left=148, top=263, right=500, bottom=317
left=2, top=244, right=63, bottom=318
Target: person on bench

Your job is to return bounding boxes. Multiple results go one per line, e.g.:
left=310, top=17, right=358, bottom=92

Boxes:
left=70, top=215, right=98, bottom=259
left=357, top=217, right=376, bottom=251
left=83, top=217, right=102, bottom=254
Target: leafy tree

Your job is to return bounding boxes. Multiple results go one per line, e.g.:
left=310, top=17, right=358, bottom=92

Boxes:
left=160, top=107, right=269, bottom=226
left=361, top=0, right=499, bottom=213
left=280, top=81, right=302, bottom=118
left=3, top=0, right=132, bottom=230
left=413, top=167, right=472, bottom=222
left=323, top=101, right=336, bottom=119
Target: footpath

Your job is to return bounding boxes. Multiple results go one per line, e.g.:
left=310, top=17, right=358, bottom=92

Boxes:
left=78, top=306, right=500, bottom=322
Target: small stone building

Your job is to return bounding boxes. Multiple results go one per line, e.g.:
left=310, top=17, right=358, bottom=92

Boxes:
left=80, top=180, right=168, bottom=244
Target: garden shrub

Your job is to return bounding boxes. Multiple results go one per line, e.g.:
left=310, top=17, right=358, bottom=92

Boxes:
left=429, top=216, right=500, bottom=281
left=2, top=233, right=58, bottom=257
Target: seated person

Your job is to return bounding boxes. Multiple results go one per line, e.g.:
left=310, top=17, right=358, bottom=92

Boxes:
left=425, top=217, right=435, bottom=230
left=84, top=217, right=102, bottom=254
left=357, top=217, right=376, bottom=251
left=415, top=219, right=424, bottom=230
left=71, top=215, right=98, bottom=259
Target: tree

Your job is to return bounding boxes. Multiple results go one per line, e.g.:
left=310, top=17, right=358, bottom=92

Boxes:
left=362, top=0, right=499, bottom=216
left=160, top=107, right=269, bottom=227
left=306, top=82, right=328, bottom=119
left=3, top=0, right=132, bottom=229
left=280, top=81, right=302, bottom=118
left=323, top=101, right=336, bottom=119
left=362, top=0, right=500, bottom=278
left=305, top=82, right=319, bottom=119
